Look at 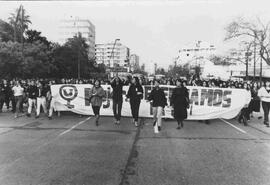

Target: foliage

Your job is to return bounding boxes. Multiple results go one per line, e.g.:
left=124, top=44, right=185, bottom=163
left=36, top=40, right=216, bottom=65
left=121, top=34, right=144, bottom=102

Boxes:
left=8, top=5, right=31, bottom=43
left=167, top=64, right=189, bottom=78
left=209, top=55, right=232, bottom=66
left=0, top=41, right=53, bottom=78
left=225, top=17, right=270, bottom=65
left=0, top=19, right=14, bottom=42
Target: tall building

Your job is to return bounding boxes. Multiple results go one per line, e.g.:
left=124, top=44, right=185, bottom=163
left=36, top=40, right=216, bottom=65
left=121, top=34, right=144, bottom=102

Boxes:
left=59, top=18, right=96, bottom=59
left=95, top=42, right=130, bottom=71
left=130, top=54, right=140, bottom=72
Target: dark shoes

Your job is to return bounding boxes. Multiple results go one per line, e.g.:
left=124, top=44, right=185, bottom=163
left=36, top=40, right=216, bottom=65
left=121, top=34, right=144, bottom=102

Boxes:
left=158, top=126, right=161, bottom=131
left=242, top=117, right=247, bottom=126
left=238, top=116, right=247, bottom=126
left=264, top=121, right=270, bottom=127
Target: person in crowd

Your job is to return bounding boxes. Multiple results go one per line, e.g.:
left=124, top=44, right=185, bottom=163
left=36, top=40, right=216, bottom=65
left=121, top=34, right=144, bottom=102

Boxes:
left=1, top=80, right=12, bottom=111
left=47, top=80, right=55, bottom=120
left=19, top=80, right=28, bottom=113
left=110, top=75, right=126, bottom=125
left=238, top=82, right=251, bottom=126
left=26, top=80, right=38, bottom=117
left=36, top=81, right=48, bottom=118
left=258, top=81, right=270, bottom=127
left=248, top=82, right=261, bottom=119
left=126, top=77, right=144, bottom=127
left=0, top=80, right=5, bottom=113
left=170, top=79, right=189, bottom=129
left=9, top=80, right=16, bottom=113
left=148, top=80, right=167, bottom=132
left=202, top=81, right=208, bottom=87
left=89, top=79, right=105, bottom=126
left=12, top=81, right=24, bottom=118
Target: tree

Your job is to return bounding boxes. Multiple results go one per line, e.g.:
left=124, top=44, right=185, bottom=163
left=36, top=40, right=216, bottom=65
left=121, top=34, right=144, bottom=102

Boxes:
left=225, top=17, right=270, bottom=65
left=209, top=55, right=231, bottom=66
left=25, top=29, right=51, bottom=48
left=51, top=34, right=95, bottom=78
left=156, top=67, right=166, bottom=75
left=0, top=19, right=14, bottom=42
left=167, top=64, right=189, bottom=78
left=8, top=5, right=31, bottom=43
left=0, top=41, right=53, bottom=79
left=65, top=33, right=94, bottom=78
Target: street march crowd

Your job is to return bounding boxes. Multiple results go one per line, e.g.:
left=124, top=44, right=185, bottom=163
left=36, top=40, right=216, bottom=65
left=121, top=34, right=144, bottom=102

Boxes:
left=1, top=75, right=270, bottom=132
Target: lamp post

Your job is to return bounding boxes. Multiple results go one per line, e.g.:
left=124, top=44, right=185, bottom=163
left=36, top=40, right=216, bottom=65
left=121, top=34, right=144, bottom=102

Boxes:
left=109, top=39, right=120, bottom=78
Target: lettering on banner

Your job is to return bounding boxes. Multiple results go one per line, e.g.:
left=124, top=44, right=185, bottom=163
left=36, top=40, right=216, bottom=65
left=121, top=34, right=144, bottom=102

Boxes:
left=190, top=88, right=232, bottom=108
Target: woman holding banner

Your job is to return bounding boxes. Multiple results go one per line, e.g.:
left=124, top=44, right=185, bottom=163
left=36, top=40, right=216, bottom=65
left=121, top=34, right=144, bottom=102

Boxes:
left=110, top=76, right=126, bottom=125
left=148, top=80, right=167, bottom=132
left=126, top=77, right=143, bottom=127
left=90, top=80, right=105, bottom=126
left=170, top=79, right=189, bottom=129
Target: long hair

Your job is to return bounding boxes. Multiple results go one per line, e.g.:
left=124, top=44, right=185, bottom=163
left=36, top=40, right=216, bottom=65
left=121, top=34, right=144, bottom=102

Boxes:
left=133, top=77, right=140, bottom=85
left=94, top=79, right=101, bottom=87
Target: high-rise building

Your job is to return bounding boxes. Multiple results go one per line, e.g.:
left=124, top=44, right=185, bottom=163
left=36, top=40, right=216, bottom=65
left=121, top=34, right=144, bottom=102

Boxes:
left=59, top=18, right=96, bottom=59
left=95, top=42, right=130, bottom=70
left=130, top=54, right=140, bottom=72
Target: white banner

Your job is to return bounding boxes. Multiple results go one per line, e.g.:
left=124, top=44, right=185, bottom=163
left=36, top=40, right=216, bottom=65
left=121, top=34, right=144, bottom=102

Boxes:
left=50, top=84, right=251, bottom=120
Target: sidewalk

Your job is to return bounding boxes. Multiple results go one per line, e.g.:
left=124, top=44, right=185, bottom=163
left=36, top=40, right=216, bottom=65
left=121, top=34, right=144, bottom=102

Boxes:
left=246, top=112, right=270, bottom=135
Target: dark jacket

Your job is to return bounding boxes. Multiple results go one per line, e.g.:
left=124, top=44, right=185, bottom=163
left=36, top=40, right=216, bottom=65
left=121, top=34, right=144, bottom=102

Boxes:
left=111, top=79, right=125, bottom=102
left=148, top=87, right=167, bottom=107
left=27, top=85, right=39, bottom=99
left=0, top=84, right=5, bottom=99
left=3, top=84, right=12, bottom=97
left=127, top=84, right=143, bottom=101
left=38, top=87, right=48, bottom=97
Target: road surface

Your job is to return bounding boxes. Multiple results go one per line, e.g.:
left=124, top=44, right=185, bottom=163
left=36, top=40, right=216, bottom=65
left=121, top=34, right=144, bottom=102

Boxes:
left=0, top=111, right=269, bottom=185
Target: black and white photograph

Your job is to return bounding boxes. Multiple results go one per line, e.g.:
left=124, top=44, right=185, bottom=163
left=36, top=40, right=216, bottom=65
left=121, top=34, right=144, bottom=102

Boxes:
left=0, top=0, right=270, bottom=184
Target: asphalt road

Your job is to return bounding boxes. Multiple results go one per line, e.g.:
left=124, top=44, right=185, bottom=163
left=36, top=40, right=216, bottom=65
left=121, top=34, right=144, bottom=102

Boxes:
left=0, top=111, right=270, bottom=185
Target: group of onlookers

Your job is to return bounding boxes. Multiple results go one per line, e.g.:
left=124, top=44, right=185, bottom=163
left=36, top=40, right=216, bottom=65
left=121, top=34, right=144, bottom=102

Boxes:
left=0, top=79, right=53, bottom=119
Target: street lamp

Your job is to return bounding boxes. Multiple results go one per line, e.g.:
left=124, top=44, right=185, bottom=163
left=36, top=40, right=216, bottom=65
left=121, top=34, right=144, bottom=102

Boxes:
left=108, top=39, right=120, bottom=78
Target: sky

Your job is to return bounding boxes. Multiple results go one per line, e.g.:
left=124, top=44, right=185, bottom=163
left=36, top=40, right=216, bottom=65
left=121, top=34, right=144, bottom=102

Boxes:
left=0, top=0, right=270, bottom=72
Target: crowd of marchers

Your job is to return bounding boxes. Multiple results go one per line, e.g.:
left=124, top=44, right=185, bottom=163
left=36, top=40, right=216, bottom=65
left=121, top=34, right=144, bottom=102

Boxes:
left=0, top=76, right=270, bottom=132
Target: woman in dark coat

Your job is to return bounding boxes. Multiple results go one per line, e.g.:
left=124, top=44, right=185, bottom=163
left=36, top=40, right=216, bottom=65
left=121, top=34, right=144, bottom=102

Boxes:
left=248, top=82, right=260, bottom=115
left=126, top=77, right=143, bottom=127
left=170, top=79, right=189, bottom=129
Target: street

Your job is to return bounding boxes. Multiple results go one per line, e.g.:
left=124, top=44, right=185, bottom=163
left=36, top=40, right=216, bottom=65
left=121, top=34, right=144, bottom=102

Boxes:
left=0, top=112, right=269, bottom=185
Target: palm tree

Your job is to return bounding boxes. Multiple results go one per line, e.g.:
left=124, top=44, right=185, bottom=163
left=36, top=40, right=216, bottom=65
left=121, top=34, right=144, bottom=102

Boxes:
left=8, top=5, right=31, bottom=43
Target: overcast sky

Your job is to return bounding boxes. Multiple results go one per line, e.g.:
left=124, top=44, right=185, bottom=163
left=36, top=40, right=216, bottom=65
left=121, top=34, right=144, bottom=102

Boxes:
left=0, top=0, right=270, bottom=71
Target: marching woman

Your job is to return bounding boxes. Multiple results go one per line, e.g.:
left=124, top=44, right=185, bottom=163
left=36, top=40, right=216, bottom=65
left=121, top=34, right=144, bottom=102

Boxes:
left=89, top=80, right=105, bottom=126
left=258, top=81, right=270, bottom=127
left=148, top=80, right=167, bottom=132
left=110, top=75, right=126, bottom=125
left=170, top=79, right=189, bottom=129
left=126, top=77, right=143, bottom=127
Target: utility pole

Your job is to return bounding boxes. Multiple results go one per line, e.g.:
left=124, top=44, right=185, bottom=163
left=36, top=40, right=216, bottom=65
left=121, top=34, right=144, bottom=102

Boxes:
left=245, top=52, right=251, bottom=80
left=260, top=56, right=262, bottom=87
left=253, top=37, right=256, bottom=80
left=109, top=39, right=120, bottom=78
